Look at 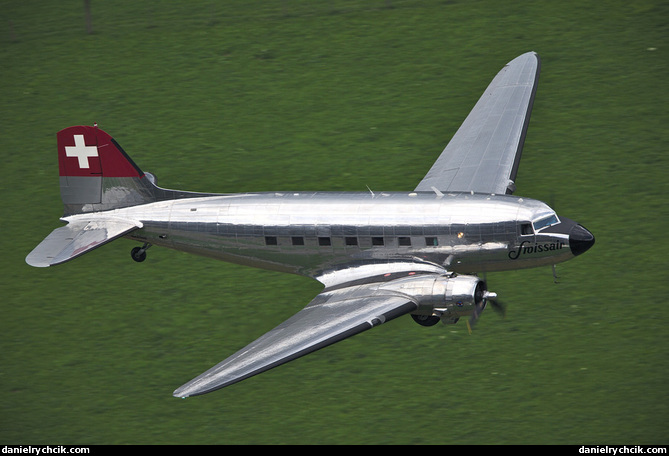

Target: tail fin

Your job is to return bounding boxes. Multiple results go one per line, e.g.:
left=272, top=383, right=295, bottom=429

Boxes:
left=58, top=125, right=156, bottom=215
left=27, top=125, right=217, bottom=267
left=26, top=125, right=150, bottom=267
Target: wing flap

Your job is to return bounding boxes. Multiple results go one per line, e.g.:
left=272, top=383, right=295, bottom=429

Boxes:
left=26, top=218, right=142, bottom=267
left=415, top=52, right=540, bottom=195
left=173, top=283, right=419, bottom=397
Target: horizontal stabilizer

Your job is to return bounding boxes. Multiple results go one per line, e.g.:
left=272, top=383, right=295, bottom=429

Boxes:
left=26, top=218, right=142, bottom=267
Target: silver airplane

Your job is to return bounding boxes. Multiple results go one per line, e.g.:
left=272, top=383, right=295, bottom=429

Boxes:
left=26, top=52, right=594, bottom=398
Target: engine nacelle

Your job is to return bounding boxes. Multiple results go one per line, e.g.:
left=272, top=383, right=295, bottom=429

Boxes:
left=380, top=274, right=487, bottom=326
left=435, top=274, right=486, bottom=324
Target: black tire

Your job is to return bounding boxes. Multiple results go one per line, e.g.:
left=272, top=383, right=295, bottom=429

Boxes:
left=411, top=314, right=440, bottom=327
left=131, top=246, right=147, bottom=262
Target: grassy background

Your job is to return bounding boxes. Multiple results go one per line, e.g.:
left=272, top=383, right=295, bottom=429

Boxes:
left=2, top=0, right=667, bottom=445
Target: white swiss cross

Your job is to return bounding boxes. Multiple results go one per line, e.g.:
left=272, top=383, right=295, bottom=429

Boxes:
left=65, top=135, right=98, bottom=169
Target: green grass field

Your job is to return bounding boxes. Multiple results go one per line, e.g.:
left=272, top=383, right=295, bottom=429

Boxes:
left=2, top=0, right=667, bottom=445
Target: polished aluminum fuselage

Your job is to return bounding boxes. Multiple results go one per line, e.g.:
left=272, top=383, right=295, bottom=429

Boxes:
left=95, top=190, right=572, bottom=280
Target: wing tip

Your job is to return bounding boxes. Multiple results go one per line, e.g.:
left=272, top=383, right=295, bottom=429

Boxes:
left=172, top=368, right=242, bottom=398
left=25, top=257, right=52, bottom=268
left=507, top=51, right=540, bottom=67
left=520, top=50, right=539, bottom=59
left=172, top=380, right=228, bottom=398
left=173, top=390, right=190, bottom=399
left=173, top=382, right=200, bottom=398
left=173, top=385, right=196, bottom=399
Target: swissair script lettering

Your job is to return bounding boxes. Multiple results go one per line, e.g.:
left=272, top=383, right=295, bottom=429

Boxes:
left=508, top=240, right=564, bottom=260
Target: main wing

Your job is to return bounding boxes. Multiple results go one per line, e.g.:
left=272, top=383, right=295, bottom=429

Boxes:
left=173, top=275, right=426, bottom=397
left=415, top=52, right=541, bottom=195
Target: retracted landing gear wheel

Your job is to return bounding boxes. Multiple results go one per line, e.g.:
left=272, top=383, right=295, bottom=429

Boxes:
left=131, top=246, right=147, bottom=262
left=411, top=314, right=441, bottom=327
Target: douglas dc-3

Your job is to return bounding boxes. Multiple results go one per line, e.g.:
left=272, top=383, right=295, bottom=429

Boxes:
left=26, top=52, right=594, bottom=397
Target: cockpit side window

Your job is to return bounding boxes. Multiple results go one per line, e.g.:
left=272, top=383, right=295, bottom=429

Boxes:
left=532, top=214, right=560, bottom=232
left=520, top=223, right=534, bottom=236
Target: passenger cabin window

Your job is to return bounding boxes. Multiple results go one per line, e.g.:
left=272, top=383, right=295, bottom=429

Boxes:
left=425, top=237, right=438, bottom=246
left=533, top=214, right=559, bottom=232
left=398, top=237, right=411, bottom=246
left=265, top=236, right=278, bottom=245
left=372, top=237, right=384, bottom=246
left=318, top=237, right=331, bottom=246
left=345, top=237, right=358, bottom=246
left=292, top=237, right=304, bottom=246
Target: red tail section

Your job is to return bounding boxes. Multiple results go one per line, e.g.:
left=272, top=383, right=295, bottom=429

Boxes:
left=56, top=124, right=214, bottom=216
left=57, top=125, right=154, bottom=215
left=57, top=125, right=143, bottom=178
left=27, top=125, right=214, bottom=266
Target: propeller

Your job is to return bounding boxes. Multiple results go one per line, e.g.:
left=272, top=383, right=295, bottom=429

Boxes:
left=466, top=289, right=506, bottom=334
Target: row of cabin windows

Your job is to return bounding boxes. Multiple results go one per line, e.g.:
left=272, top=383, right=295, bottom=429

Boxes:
left=264, top=236, right=439, bottom=247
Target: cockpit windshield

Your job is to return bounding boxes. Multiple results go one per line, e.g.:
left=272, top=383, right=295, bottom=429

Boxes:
left=532, top=213, right=560, bottom=232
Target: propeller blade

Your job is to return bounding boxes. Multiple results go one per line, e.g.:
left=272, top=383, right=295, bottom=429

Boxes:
left=467, top=300, right=487, bottom=334
left=467, top=290, right=505, bottom=334
left=489, top=298, right=507, bottom=318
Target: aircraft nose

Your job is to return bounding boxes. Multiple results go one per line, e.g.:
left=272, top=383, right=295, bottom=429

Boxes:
left=569, top=223, right=595, bottom=256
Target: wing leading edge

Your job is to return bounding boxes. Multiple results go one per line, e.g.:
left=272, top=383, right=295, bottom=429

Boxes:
left=415, top=52, right=541, bottom=195
left=173, top=278, right=423, bottom=397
